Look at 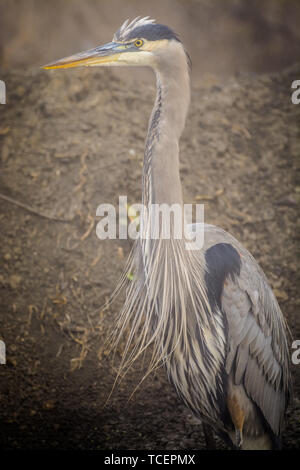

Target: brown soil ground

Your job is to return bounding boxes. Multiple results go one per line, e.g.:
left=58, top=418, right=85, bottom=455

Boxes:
left=0, top=60, right=299, bottom=449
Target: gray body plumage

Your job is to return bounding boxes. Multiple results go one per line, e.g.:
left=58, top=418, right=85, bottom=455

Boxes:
left=45, top=17, right=292, bottom=450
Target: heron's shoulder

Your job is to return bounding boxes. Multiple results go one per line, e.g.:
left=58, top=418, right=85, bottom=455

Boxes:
left=188, top=223, right=282, bottom=308
left=188, top=222, right=243, bottom=251
left=192, top=223, right=285, bottom=328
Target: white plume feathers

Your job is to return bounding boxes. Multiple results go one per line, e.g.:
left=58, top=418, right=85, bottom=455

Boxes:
left=113, top=16, right=156, bottom=42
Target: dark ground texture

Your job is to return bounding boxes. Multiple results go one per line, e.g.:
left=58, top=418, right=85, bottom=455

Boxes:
left=0, top=61, right=299, bottom=449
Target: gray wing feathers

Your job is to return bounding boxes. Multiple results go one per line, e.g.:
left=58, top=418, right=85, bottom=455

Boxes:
left=196, top=224, right=290, bottom=435
left=222, top=259, right=290, bottom=435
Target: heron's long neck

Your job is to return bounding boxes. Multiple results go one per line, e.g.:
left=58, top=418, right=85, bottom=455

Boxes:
left=143, top=54, right=190, bottom=207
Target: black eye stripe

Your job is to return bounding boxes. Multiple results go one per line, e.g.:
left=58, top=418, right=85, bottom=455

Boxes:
left=116, top=40, right=144, bottom=48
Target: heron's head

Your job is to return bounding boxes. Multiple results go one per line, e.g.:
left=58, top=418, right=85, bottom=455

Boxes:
left=43, top=17, right=189, bottom=71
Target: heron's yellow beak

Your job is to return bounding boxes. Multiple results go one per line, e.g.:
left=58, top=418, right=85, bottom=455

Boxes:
left=43, top=42, right=124, bottom=69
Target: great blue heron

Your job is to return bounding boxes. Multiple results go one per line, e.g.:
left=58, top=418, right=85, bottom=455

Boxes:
left=44, top=17, right=292, bottom=450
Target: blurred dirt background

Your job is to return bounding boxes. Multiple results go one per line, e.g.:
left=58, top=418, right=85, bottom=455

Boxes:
left=0, top=0, right=299, bottom=450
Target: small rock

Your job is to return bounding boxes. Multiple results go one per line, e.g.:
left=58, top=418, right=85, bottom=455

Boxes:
left=43, top=400, right=55, bottom=410
left=9, top=274, right=22, bottom=289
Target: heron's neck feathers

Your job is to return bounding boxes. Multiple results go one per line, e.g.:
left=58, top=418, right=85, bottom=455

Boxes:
left=143, top=43, right=190, bottom=207
left=110, top=235, right=225, bottom=394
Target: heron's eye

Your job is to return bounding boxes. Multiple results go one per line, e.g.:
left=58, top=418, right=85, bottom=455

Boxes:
left=134, top=39, right=144, bottom=48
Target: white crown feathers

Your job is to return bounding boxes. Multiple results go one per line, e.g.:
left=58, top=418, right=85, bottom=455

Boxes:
left=113, top=16, right=156, bottom=42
